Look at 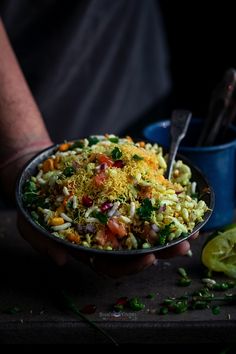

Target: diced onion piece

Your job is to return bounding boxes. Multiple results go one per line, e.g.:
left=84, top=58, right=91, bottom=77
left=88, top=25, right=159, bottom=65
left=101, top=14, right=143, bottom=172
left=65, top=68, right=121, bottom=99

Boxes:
left=60, top=213, right=73, bottom=222
left=52, top=222, right=71, bottom=231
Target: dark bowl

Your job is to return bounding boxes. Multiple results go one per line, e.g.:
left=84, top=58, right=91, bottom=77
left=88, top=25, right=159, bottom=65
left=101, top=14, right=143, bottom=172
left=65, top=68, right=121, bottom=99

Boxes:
left=15, top=143, right=214, bottom=258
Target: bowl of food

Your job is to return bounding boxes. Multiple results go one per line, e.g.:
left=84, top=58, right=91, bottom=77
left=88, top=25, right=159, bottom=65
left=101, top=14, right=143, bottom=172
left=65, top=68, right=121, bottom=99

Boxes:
left=16, top=135, right=214, bottom=257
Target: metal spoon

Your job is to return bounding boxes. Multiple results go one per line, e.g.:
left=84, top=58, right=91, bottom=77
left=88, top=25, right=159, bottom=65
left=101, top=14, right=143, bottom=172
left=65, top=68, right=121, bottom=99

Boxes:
left=165, top=110, right=192, bottom=180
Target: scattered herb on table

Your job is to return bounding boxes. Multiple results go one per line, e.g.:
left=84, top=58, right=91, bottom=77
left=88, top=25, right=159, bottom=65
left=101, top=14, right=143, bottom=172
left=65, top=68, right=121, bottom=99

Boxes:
left=60, top=291, right=118, bottom=346
left=113, top=296, right=145, bottom=312
left=212, top=305, right=221, bottom=315
left=2, top=306, right=22, bottom=315
left=159, top=280, right=236, bottom=315
left=177, top=267, right=192, bottom=287
left=129, top=297, right=145, bottom=311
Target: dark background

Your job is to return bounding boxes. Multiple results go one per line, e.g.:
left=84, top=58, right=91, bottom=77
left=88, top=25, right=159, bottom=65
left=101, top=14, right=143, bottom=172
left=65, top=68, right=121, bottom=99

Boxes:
left=160, top=1, right=236, bottom=119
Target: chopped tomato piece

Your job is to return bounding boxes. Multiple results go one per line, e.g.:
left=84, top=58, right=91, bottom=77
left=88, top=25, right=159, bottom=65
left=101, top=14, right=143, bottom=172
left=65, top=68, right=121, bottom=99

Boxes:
left=97, top=154, right=113, bottom=167
left=106, top=229, right=120, bottom=249
left=93, top=172, right=106, bottom=186
left=107, top=217, right=127, bottom=238
left=95, top=227, right=120, bottom=249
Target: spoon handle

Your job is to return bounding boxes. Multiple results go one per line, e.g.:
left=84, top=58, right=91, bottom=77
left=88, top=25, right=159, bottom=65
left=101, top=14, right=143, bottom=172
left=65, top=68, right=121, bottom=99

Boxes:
left=196, top=68, right=236, bottom=146
left=165, top=110, right=192, bottom=180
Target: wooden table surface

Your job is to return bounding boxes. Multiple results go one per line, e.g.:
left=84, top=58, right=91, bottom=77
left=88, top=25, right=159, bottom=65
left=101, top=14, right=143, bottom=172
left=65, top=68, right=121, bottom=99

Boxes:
left=0, top=210, right=235, bottom=345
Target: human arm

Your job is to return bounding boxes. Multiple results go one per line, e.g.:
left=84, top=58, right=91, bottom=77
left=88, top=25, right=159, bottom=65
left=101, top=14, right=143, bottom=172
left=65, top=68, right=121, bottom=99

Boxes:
left=0, top=18, right=68, bottom=265
left=0, top=19, right=53, bottom=200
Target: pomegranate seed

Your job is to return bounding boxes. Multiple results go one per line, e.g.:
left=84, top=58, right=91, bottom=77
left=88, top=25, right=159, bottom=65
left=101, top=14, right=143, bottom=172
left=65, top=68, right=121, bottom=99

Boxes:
left=113, top=160, right=124, bottom=168
left=82, top=195, right=93, bottom=207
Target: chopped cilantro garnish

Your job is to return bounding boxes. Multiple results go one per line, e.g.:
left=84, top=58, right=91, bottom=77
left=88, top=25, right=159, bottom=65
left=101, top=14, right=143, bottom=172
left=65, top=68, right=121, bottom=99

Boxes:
left=23, top=180, right=49, bottom=208
left=92, top=211, right=108, bottom=224
left=137, top=198, right=155, bottom=221
left=23, top=180, right=39, bottom=205
left=111, top=147, right=122, bottom=160
left=23, top=191, right=39, bottom=205
left=109, top=137, right=119, bottom=143
left=24, top=180, right=37, bottom=193
left=88, top=136, right=99, bottom=146
left=69, top=140, right=84, bottom=149
left=159, top=223, right=174, bottom=245
left=63, top=166, right=75, bottom=177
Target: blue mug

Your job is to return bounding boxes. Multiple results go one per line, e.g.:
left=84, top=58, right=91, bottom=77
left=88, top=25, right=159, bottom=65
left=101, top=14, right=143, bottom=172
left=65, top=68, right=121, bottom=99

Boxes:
left=143, top=118, right=236, bottom=230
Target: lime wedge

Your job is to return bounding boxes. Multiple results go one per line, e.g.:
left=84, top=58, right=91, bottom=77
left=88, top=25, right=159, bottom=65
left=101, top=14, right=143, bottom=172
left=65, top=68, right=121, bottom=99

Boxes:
left=201, top=228, right=236, bottom=279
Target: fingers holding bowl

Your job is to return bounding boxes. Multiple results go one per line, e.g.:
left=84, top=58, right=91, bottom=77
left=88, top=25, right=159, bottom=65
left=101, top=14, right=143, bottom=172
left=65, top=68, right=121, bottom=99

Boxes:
left=17, top=207, right=200, bottom=279
left=17, top=212, right=68, bottom=266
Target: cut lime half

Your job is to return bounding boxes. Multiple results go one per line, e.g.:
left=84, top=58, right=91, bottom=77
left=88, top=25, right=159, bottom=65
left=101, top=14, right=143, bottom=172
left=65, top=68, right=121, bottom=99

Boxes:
left=201, top=228, right=236, bottom=278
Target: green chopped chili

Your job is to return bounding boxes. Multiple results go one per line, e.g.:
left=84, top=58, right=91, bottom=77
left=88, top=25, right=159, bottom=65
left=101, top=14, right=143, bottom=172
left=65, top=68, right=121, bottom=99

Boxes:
left=211, top=280, right=235, bottom=291
left=177, top=277, right=192, bottom=287
left=129, top=297, right=145, bottom=311
left=178, top=267, right=188, bottom=278
left=132, top=154, right=144, bottom=161
left=212, top=305, right=221, bottom=315
left=159, top=307, right=169, bottom=315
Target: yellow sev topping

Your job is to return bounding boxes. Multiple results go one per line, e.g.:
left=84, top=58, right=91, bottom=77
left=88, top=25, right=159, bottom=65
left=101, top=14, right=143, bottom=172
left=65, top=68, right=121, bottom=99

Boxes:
left=62, top=142, right=175, bottom=203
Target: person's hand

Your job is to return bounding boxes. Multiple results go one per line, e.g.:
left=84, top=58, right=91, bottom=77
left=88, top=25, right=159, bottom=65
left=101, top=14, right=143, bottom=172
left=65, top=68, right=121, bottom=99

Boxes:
left=88, top=233, right=198, bottom=278
left=18, top=212, right=198, bottom=277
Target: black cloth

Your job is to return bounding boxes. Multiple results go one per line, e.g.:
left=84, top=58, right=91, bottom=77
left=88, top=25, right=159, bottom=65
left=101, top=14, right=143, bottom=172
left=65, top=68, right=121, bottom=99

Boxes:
left=0, top=0, right=171, bottom=142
